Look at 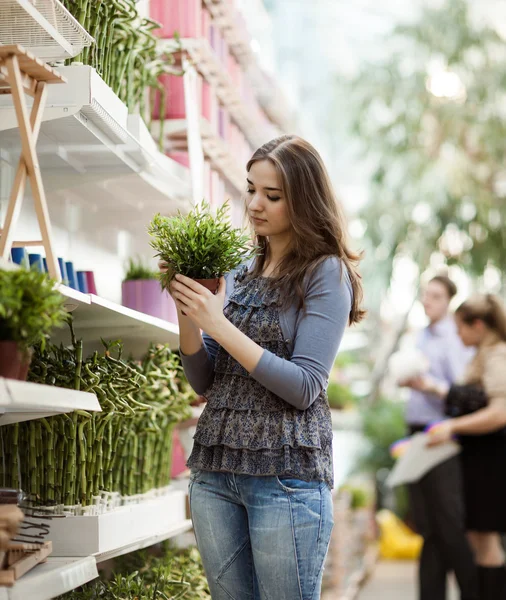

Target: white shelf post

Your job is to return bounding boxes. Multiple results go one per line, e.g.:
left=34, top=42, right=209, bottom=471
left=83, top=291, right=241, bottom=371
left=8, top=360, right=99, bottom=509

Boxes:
left=183, top=59, right=205, bottom=207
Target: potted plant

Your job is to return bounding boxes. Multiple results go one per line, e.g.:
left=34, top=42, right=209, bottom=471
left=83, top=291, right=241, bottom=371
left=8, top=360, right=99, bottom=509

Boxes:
left=0, top=267, right=67, bottom=380
left=121, top=258, right=177, bottom=323
left=148, top=201, right=255, bottom=295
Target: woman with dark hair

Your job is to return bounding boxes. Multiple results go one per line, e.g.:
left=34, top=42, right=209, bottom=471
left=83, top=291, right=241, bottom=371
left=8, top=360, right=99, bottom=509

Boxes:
left=164, top=135, right=364, bottom=599
left=423, top=294, right=506, bottom=599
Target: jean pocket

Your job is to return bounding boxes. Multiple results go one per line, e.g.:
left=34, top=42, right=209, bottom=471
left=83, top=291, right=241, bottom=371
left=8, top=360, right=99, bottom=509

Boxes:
left=275, top=476, right=322, bottom=493
left=189, top=469, right=202, bottom=482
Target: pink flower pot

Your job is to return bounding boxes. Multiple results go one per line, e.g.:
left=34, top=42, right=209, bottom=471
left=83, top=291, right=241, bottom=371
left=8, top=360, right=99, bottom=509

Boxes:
left=122, top=280, right=178, bottom=324
left=153, top=74, right=186, bottom=120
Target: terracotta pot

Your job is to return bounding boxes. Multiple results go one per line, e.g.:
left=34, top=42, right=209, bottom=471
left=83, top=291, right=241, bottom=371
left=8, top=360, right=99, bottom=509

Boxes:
left=181, top=278, right=220, bottom=316
left=193, top=278, right=220, bottom=294
left=0, top=341, right=32, bottom=380
left=18, top=348, right=33, bottom=381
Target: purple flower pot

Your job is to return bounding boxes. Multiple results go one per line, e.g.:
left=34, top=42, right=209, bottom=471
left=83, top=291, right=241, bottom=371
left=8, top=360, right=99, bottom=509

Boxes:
left=122, top=279, right=177, bottom=324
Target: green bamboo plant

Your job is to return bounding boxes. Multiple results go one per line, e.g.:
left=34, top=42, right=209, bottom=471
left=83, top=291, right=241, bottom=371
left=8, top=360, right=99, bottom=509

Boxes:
left=61, top=0, right=183, bottom=147
left=0, top=323, right=194, bottom=506
left=148, top=201, right=256, bottom=291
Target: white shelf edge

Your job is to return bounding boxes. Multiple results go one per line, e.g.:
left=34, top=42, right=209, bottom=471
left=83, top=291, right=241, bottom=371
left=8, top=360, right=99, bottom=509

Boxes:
left=89, top=294, right=179, bottom=336
left=7, top=556, right=98, bottom=600
left=56, top=284, right=179, bottom=337
left=0, top=378, right=101, bottom=425
left=95, top=519, right=193, bottom=563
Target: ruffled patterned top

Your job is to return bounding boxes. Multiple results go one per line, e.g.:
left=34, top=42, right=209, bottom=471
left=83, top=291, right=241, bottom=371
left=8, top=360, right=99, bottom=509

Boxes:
left=187, top=267, right=334, bottom=488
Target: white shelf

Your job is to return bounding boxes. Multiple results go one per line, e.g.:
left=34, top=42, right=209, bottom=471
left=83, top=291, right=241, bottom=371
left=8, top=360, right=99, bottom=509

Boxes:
left=0, top=378, right=101, bottom=425
left=160, top=38, right=272, bottom=148
left=0, top=65, right=192, bottom=215
left=3, top=512, right=192, bottom=599
left=5, top=556, right=98, bottom=600
left=3, top=516, right=192, bottom=600
left=95, top=519, right=193, bottom=563
left=54, top=284, right=180, bottom=359
left=157, top=117, right=245, bottom=193
left=0, top=261, right=179, bottom=360
left=44, top=490, right=188, bottom=557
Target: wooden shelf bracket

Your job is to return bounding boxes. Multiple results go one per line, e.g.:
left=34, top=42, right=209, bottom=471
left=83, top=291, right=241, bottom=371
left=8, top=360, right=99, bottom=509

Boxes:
left=0, top=45, right=66, bottom=280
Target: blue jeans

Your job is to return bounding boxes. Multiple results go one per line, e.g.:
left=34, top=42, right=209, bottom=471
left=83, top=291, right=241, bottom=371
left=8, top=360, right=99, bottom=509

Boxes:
left=189, top=470, right=334, bottom=600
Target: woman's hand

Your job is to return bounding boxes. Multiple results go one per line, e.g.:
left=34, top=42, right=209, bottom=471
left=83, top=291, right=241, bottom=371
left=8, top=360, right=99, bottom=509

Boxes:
left=170, top=274, right=227, bottom=336
left=426, top=420, right=455, bottom=446
left=400, top=375, right=449, bottom=398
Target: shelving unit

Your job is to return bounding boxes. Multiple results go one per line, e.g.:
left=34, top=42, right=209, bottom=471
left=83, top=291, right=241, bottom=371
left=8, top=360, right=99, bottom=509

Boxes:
left=1, top=492, right=192, bottom=600
left=0, top=260, right=180, bottom=358
left=0, top=377, right=101, bottom=425
left=160, top=37, right=272, bottom=149
left=157, top=117, right=245, bottom=193
left=201, top=0, right=255, bottom=69
left=55, top=284, right=179, bottom=358
left=2, top=556, right=98, bottom=600
left=201, top=0, right=295, bottom=133
left=0, top=65, right=192, bottom=214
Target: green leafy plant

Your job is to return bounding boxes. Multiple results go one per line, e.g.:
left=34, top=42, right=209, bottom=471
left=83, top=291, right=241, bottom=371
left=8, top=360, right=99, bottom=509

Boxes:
left=340, top=482, right=374, bottom=510
left=357, top=398, right=406, bottom=474
left=148, top=201, right=256, bottom=290
left=124, top=257, right=159, bottom=281
left=0, top=267, right=67, bottom=353
left=327, top=381, right=357, bottom=410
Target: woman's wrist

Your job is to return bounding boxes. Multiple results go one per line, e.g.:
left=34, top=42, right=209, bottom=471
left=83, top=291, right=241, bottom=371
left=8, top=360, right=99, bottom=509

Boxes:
left=448, top=419, right=459, bottom=435
left=206, top=313, right=229, bottom=342
left=429, top=380, right=450, bottom=398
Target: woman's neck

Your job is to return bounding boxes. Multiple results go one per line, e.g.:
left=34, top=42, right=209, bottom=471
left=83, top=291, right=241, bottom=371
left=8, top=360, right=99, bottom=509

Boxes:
left=264, top=234, right=291, bottom=275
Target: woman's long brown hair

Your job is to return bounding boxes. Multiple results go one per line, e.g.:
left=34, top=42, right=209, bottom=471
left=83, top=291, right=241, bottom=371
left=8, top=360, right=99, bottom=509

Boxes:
left=246, top=135, right=365, bottom=325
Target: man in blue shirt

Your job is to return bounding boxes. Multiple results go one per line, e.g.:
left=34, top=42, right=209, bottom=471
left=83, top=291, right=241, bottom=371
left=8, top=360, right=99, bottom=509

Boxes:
left=402, top=275, right=479, bottom=600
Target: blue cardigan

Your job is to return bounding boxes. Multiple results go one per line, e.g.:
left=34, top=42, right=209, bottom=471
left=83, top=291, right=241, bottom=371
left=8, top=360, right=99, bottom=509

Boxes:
left=180, top=256, right=353, bottom=410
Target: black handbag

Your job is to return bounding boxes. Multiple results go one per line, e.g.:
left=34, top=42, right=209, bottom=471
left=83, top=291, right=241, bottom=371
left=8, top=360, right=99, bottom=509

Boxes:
left=444, top=384, right=488, bottom=418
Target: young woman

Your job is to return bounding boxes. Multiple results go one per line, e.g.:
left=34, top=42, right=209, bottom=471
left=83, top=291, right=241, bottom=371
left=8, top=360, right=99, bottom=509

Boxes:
left=423, top=294, right=506, bottom=599
left=166, top=135, right=364, bottom=600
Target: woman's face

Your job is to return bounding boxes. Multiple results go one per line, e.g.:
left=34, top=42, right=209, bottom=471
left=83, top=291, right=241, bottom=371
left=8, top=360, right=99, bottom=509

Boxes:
left=455, top=315, right=486, bottom=347
left=246, top=160, right=291, bottom=239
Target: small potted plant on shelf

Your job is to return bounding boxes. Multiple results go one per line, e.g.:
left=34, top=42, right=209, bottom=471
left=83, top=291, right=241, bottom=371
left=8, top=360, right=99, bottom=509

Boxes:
left=121, top=257, right=178, bottom=323
left=0, top=267, right=67, bottom=380
left=148, top=201, right=255, bottom=295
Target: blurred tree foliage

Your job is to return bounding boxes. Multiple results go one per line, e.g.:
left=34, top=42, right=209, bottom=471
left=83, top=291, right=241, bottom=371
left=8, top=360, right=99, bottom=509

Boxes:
left=347, top=0, right=506, bottom=293
left=357, top=399, right=406, bottom=474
